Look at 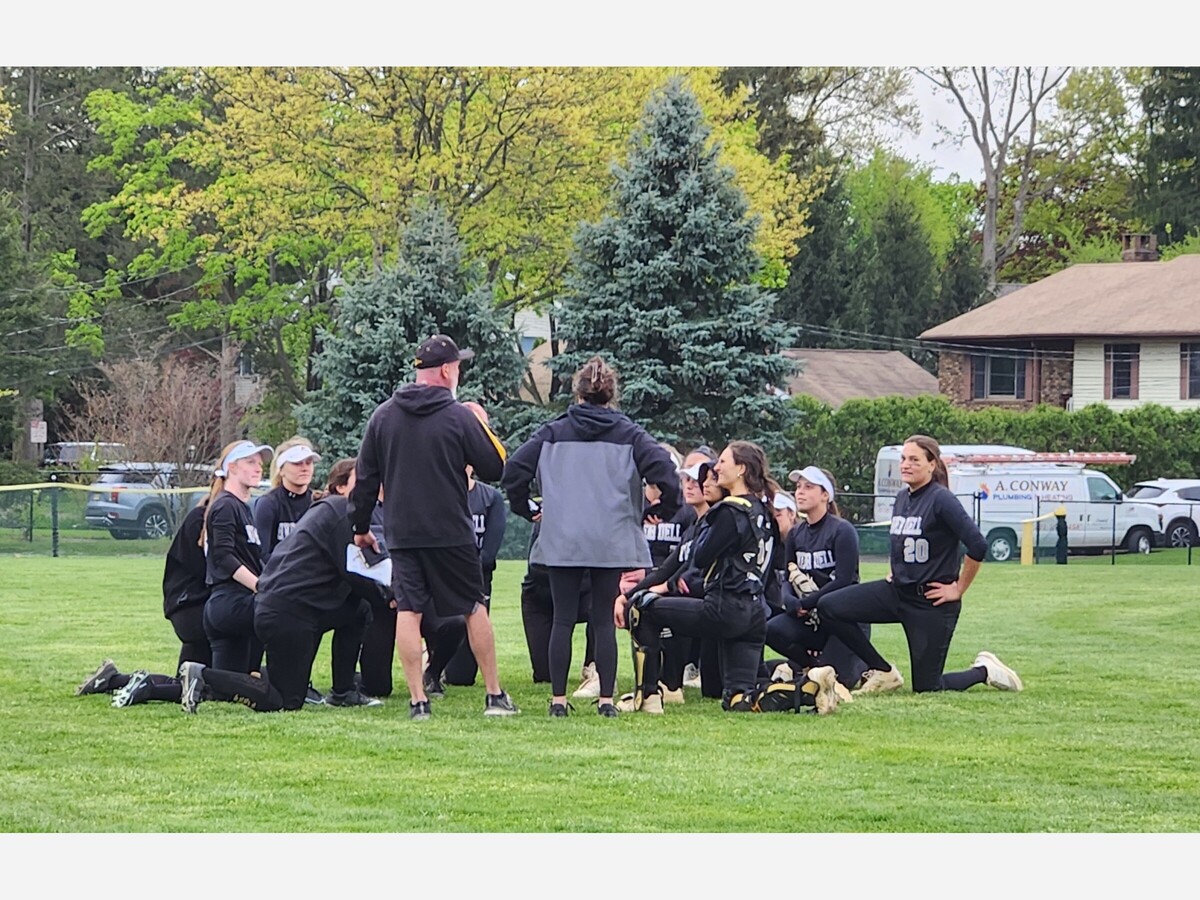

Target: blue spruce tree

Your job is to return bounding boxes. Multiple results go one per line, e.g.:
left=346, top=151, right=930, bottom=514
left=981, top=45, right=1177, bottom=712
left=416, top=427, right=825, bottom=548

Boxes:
left=296, top=202, right=527, bottom=459
left=552, top=79, right=798, bottom=461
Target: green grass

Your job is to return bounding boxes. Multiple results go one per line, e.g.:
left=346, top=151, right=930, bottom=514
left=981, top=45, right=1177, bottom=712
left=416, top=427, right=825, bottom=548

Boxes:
left=2, top=557, right=1198, bottom=832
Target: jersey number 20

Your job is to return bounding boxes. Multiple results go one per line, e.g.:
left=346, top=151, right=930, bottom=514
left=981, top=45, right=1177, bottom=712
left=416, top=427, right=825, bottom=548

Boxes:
left=902, top=537, right=929, bottom=563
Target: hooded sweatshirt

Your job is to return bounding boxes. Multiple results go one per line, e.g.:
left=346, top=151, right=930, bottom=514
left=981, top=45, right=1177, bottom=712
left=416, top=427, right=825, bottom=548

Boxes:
left=347, top=383, right=507, bottom=551
left=502, top=402, right=682, bottom=568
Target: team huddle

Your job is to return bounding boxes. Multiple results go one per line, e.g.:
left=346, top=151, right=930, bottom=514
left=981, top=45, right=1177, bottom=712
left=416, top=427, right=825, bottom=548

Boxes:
left=76, top=334, right=1024, bottom=720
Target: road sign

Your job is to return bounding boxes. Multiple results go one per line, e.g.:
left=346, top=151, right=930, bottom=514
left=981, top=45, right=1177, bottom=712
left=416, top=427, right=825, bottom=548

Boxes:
left=30, top=419, right=47, bottom=444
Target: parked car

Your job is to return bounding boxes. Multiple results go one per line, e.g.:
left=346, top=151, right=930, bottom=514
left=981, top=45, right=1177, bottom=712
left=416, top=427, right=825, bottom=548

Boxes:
left=1127, top=479, right=1200, bottom=548
left=84, top=464, right=206, bottom=540
left=43, top=442, right=129, bottom=468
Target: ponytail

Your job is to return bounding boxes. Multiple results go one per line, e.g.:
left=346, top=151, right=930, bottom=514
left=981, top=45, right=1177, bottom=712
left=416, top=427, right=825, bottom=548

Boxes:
left=200, top=440, right=247, bottom=549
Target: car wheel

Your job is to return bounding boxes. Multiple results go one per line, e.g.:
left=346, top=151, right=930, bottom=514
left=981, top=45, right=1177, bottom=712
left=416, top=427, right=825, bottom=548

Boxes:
left=986, top=529, right=1017, bottom=563
left=1125, top=527, right=1153, bottom=555
left=1166, top=519, right=1197, bottom=548
left=139, top=508, right=171, bottom=540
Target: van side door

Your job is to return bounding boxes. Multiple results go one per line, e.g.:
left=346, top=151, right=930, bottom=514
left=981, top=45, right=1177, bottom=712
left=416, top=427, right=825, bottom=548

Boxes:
left=1085, top=475, right=1119, bottom=548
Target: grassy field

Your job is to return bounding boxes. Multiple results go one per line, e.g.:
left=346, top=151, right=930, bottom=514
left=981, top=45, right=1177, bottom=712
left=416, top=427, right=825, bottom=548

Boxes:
left=1, top=556, right=1198, bottom=833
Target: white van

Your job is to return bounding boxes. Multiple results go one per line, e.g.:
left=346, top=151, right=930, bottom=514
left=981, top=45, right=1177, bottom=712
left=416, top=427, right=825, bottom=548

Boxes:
left=873, top=445, right=1162, bottom=561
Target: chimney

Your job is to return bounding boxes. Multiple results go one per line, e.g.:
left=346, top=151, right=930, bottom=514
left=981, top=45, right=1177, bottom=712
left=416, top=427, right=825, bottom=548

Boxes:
left=1120, top=232, right=1159, bottom=262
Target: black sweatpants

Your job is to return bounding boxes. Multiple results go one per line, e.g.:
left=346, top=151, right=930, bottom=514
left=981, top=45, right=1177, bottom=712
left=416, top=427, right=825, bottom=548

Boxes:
left=817, top=579, right=984, bottom=693
left=765, top=614, right=872, bottom=690
left=631, top=590, right=766, bottom=701
left=169, top=604, right=212, bottom=669
left=547, top=567, right=622, bottom=698
left=358, top=602, right=396, bottom=698
left=203, top=583, right=261, bottom=674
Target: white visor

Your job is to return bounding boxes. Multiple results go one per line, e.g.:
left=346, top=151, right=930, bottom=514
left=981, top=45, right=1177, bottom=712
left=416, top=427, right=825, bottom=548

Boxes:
left=679, top=462, right=712, bottom=482
left=216, top=441, right=273, bottom=477
left=276, top=444, right=321, bottom=467
left=772, top=492, right=797, bottom=513
left=788, top=465, right=835, bottom=499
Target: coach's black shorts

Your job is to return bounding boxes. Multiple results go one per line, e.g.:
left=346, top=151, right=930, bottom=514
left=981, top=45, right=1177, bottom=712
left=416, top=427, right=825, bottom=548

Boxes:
left=391, top=545, right=484, bottom=617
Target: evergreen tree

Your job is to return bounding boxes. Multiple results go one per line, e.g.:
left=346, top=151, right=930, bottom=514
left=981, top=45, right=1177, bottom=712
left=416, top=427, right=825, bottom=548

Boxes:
left=1137, top=67, right=1200, bottom=243
left=296, top=203, right=527, bottom=460
left=553, top=79, right=798, bottom=460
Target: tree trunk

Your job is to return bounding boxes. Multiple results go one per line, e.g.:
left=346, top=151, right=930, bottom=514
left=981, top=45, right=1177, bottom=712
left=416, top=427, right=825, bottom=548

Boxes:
left=20, top=67, right=39, bottom=254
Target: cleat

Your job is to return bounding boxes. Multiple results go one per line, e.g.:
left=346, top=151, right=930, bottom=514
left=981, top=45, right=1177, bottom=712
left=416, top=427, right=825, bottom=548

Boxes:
left=409, top=699, right=432, bottom=721
left=423, top=673, right=446, bottom=699
left=484, top=690, right=520, bottom=716
left=111, top=669, right=151, bottom=708
left=548, top=700, right=573, bottom=717
left=597, top=701, right=619, bottom=718
left=617, top=690, right=663, bottom=714
left=179, top=662, right=207, bottom=714
left=833, top=682, right=855, bottom=704
left=325, top=689, right=383, bottom=707
left=304, top=683, right=324, bottom=705
left=76, top=659, right=119, bottom=696
left=854, top=665, right=904, bottom=695
left=681, top=663, right=702, bottom=690
left=658, top=682, right=685, bottom=704
left=807, top=665, right=840, bottom=715
left=974, top=650, right=1023, bottom=692
left=572, top=662, right=600, bottom=699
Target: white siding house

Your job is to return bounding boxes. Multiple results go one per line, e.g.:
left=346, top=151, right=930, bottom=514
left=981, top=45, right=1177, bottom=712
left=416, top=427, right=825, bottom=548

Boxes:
left=1072, top=340, right=1200, bottom=412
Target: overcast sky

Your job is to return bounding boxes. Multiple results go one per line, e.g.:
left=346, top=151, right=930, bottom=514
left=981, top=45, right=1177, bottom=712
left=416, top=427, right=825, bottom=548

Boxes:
left=887, top=75, right=985, bottom=184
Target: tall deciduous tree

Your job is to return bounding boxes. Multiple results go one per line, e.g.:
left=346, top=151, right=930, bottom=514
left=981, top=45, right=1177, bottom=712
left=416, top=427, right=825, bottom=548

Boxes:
left=916, top=67, right=1070, bottom=294
left=296, top=203, right=528, bottom=461
left=553, top=79, right=798, bottom=461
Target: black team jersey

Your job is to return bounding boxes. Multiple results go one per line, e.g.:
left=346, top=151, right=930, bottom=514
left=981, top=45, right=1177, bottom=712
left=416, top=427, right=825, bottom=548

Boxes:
left=889, top=480, right=987, bottom=587
left=643, top=502, right=697, bottom=568
left=783, top=512, right=860, bottom=613
left=630, top=510, right=706, bottom=597
left=254, top=486, right=313, bottom=564
left=468, top=481, right=507, bottom=569
left=204, top=491, right=263, bottom=586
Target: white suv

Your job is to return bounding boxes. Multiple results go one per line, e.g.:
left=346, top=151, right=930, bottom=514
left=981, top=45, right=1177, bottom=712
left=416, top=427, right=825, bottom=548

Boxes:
left=1127, top=479, right=1200, bottom=548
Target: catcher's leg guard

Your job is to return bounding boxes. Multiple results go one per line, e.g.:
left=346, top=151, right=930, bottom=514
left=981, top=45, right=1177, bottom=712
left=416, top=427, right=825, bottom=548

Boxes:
left=628, top=605, right=652, bottom=711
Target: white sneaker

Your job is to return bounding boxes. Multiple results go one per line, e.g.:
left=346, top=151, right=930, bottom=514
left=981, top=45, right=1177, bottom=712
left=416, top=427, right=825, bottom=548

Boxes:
left=682, top=663, right=702, bottom=690
left=974, top=651, right=1023, bottom=692
left=806, top=665, right=840, bottom=715
left=615, top=690, right=663, bottom=714
left=572, top=662, right=600, bottom=698
left=854, top=665, right=904, bottom=694
left=833, top=682, right=855, bottom=704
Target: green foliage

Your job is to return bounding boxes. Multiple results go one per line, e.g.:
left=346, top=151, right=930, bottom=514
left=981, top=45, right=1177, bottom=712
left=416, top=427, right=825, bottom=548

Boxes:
left=1159, top=230, right=1200, bottom=260
left=553, top=79, right=799, bottom=461
left=0, top=459, right=38, bottom=485
left=296, top=203, right=529, bottom=460
left=787, top=394, right=1200, bottom=495
left=1137, top=67, right=1200, bottom=244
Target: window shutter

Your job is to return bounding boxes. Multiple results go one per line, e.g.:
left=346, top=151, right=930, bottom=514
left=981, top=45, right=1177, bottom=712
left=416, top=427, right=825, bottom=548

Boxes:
left=1183, top=344, right=1189, bottom=400
left=1104, top=345, right=1113, bottom=399
left=1130, top=345, right=1140, bottom=400
left=970, top=355, right=985, bottom=399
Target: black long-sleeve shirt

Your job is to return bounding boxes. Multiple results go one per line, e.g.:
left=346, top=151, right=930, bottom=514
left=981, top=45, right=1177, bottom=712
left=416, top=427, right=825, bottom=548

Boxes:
left=204, top=491, right=262, bottom=586
left=889, top=481, right=987, bottom=587
left=643, top=501, right=697, bottom=568
left=692, top=495, right=774, bottom=597
left=781, top=512, right=860, bottom=614
left=630, top=510, right=707, bottom=597
left=163, top=502, right=210, bottom=618
left=253, top=486, right=313, bottom=564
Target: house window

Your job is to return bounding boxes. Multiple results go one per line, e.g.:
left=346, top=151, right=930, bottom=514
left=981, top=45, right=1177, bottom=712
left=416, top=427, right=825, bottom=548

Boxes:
left=1104, top=343, right=1139, bottom=400
left=1183, top=343, right=1200, bottom=400
left=970, top=354, right=1026, bottom=400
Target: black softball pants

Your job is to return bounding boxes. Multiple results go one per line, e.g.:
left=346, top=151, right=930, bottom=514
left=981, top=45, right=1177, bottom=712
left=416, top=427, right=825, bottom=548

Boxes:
left=547, top=567, right=622, bottom=698
left=203, top=583, right=261, bottom=674
left=168, top=604, right=212, bottom=669
left=358, top=602, right=396, bottom=697
left=765, top=615, right=872, bottom=690
left=817, top=579, right=980, bottom=693
left=631, top=591, right=766, bottom=700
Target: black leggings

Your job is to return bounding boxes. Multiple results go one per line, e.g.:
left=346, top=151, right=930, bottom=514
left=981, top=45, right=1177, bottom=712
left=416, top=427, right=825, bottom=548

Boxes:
left=547, top=567, right=622, bottom=698
left=631, top=591, right=766, bottom=699
left=521, top=564, right=592, bottom=684
left=169, top=604, right=212, bottom=669
left=765, top=614, right=872, bottom=690
left=817, top=579, right=985, bottom=693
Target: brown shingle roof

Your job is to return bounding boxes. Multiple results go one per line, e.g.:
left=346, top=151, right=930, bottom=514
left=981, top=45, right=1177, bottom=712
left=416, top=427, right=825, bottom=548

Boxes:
left=920, top=255, right=1200, bottom=341
left=782, top=349, right=939, bottom=408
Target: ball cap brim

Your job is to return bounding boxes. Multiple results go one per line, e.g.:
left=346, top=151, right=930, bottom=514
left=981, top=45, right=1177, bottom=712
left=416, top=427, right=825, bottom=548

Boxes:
left=414, top=334, right=475, bottom=369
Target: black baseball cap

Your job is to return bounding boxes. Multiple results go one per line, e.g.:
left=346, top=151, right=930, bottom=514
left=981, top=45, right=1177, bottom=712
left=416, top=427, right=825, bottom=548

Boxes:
left=413, top=334, right=475, bottom=369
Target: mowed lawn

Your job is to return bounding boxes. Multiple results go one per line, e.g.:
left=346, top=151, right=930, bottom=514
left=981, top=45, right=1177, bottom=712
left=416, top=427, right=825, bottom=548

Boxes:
left=1, top=556, right=1198, bottom=832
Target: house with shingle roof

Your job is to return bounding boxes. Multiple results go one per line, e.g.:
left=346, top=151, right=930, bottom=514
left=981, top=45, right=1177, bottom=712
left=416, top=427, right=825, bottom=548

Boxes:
left=781, top=348, right=939, bottom=407
left=919, top=237, right=1200, bottom=411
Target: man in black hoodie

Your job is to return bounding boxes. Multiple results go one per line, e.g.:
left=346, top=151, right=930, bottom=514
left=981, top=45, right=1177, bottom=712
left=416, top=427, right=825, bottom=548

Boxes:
left=347, top=335, right=519, bottom=721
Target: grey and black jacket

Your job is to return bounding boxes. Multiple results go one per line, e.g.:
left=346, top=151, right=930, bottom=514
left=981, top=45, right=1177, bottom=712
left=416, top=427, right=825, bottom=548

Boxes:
left=502, top=403, right=681, bottom=569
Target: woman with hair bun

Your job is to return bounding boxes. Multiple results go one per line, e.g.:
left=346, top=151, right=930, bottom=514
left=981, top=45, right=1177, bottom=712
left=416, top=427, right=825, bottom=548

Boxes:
left=503, top=355, right=682, bottom=717
left=816, top=434, right=1023, bottom=695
